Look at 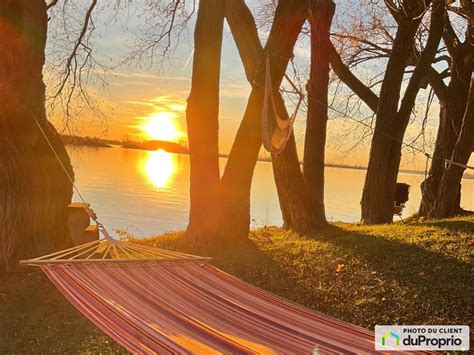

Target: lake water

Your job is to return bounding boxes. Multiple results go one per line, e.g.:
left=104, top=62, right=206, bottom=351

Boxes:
left=68, top=146, right=473, bottom=238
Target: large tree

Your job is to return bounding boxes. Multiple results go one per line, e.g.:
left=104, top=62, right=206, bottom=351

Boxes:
left=265, top=0, right=336, bottom=232
left=430, top=77, right=474, bottom=218
left=225, top=0, right=317, bottom=234
left=267, top=0, right=336, bottom=232
left=218, top=0, right=309, bottom=241
left=0, top=0, right=73, bottom=271
left=303, top=0, right=335, bottom=226
left=419, top=2, right=473, bottom=217
left=359, top=0, right=445, bottom=224
left=328, top=0, right=471, bottom=220
left=183, top=0, right=310, bottom=242
left=186, top=0, right=226, bottom=242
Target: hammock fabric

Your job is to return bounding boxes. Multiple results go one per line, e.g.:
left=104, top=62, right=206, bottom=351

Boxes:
left=23, top=239, right=399, bottom=354
left=41, top=259, right=380, bottom=354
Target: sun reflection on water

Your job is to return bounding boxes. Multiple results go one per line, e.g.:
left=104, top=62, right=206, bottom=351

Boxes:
left=142, top=150, right=176, bottom=188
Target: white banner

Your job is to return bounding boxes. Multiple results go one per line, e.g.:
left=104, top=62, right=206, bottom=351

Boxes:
left=375, top=325, right=470, bottom=351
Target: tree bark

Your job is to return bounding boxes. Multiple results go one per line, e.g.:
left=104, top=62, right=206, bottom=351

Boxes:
left=361, top=16, right=422, bottom=224
left=272, top=133, right=316, bottom=232
left=225, top=0, right=315, bottom=234
left=185, top=0, right=225, bottom=243
left=419, top=101, right=447, bottom=215
left=419, top=35, right=473, bottom=216
left=224, top=0, right=261, bottom=84
left=0, top=0, right=73, bottom=272
left=430, top=77, right=474, bottom=218
left=303, top=0, right=335, bottom=226
left=219, top=0, right=308, bottom=242
left=384, top=0, right=445, bottom=216
left=361, top=0, right=443, bottom=224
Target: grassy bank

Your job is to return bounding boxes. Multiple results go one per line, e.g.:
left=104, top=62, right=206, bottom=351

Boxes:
left=1, top=217, right=472, bottom=353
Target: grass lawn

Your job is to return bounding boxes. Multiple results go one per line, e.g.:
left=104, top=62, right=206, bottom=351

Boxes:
left=1, top=217, right=472, bottom=353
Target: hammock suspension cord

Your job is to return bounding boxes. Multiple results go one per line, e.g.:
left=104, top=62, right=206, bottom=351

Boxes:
left=30, top=112, right=115, bottom=243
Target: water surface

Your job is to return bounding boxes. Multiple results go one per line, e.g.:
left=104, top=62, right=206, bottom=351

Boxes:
left=68, top=146, right=473, bottom=238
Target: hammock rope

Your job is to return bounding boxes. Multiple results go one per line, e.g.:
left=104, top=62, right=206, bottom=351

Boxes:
left=31, top=112, right=116, bottom=241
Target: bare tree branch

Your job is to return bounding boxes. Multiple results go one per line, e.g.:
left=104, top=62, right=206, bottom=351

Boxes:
left=125, top=0, right=196, bottom=68
left=328, top=42, right=379, bottom=112
left=47, top=0, right=60, bottom=10
left=52, top=0, right=97, bottom=101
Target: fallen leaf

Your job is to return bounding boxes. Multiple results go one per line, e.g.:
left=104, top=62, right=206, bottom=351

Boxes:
left=336, top=264, right=345, bottom=273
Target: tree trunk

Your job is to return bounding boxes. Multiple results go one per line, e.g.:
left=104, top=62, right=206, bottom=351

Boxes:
left=360, top=16, right=422, bottom=224
left=224, top=0, right=262, bottom=84
left=419, top=102, right=447, bottom=215
left=383, top=0, right=445, bottom=218
left=419, top=41, right=472, bottom=216
left=361, top=0, right=443, bottom=224
left=430, top=77, right=474, bottom=218
left=185, top=0, right=225, bottom=243
left=272, top=134, right=315, bottom=232
left=0, top=0, right=73, bottom=272
left=226, top=0, right=315, bottom=233
left=219, top=0, right=308, bottom=242
left=303, top=0, right=335, bottom=226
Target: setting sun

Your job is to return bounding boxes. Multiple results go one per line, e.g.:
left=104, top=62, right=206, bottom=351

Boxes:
left=143, top=150, right=175, bottom=189
left=142, top=112, right=180, bottom=142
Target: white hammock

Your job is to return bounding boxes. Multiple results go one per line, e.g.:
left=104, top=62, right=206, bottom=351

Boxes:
left=261, top=55, right=302, bottom=154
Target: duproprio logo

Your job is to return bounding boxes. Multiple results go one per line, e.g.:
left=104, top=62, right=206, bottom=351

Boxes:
left=375, top=325, right=469, bottom=351
left=382, top=332, right=400, bottom=346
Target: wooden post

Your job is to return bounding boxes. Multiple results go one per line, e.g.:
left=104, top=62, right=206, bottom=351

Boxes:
left=84, top=225, right=100, bottom=242
left=67, top=203, right=99, bottom=246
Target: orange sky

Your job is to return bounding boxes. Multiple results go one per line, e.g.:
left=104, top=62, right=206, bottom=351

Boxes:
left=52, top=65, right=459, bottom=171
left=46, top=2, right=473, bottom=173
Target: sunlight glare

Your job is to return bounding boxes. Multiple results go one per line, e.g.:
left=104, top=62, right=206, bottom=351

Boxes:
left=144, top=150, right=175, bottom=188
left=143, top=112, right=180, bottom=141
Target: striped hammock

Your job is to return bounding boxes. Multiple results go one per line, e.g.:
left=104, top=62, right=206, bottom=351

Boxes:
left=23, top=239, right=381, bottom=354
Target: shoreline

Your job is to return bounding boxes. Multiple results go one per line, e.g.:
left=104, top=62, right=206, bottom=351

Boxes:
left=65, top=143, right=474, bottom=179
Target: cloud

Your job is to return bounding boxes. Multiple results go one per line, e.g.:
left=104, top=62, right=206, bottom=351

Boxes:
left=124, top=100, right=156, bottom=107
left=107, top=70, right=191, bottom=82
left=108, top=81, right=155, bottom=87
